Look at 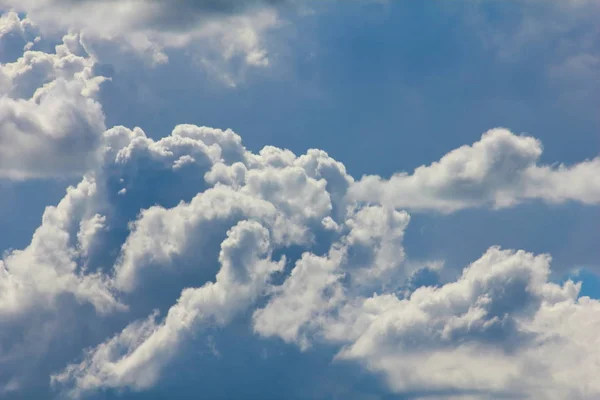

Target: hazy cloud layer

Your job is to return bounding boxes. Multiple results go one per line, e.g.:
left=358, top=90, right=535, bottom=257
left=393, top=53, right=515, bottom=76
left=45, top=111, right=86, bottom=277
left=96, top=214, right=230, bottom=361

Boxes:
left=2, top=0, right=288, bottom=29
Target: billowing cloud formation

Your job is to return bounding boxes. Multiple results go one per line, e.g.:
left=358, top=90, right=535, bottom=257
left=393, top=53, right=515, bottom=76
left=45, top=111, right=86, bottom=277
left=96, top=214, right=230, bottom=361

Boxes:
left=351, top=128, right=600, bottom=213
left=0, top=19, right=106, bottom=179
left=1, top=13, right=600, bottom=398
left=55, top=219, right=288, bottom=394
left=1, top=2, right=284, bottom=75
left=0, top=116, right=596, bottom=398
left=319, top=248, right=598, bottom=399
left=0, top=11, right=35, bottom=56
left=0, top=121, right=353, bottom=395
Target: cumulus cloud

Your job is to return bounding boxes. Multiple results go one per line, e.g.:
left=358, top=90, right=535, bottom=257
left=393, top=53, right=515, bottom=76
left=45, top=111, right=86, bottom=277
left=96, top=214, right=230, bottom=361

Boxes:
left=0, top=176, right=120, bottom=316
left=2, top=3, right=600, bottom=399
left=350, top=128, right=600, bottom=213
left=7, top=120, right=595, bottom=399
left=1, top=44, right=600, bottom=395
left=0, top=11, right=35, bottom=54
left=256, top=244, right=600, bottom=399
left=0, top=11, right=30, bottom=37
left=0, top=20, right=107, bottom=180
left=0, top=175, right=123, bottom=392
left=0, top=120, right=352, bottom=394
left=330, top=248, right=578, bottom=392
left=54, top=220, right=286, bottom=396
left=1, top=1, right=286, bottom=77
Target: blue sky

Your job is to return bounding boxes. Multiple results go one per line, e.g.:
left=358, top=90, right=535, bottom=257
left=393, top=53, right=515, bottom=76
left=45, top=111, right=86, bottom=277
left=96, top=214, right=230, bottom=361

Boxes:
left=0, top=1, right=599, bottom=399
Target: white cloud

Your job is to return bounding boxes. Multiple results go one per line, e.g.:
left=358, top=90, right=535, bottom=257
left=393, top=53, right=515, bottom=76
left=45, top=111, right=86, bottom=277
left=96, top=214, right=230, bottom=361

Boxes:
left=0, top=93, right=599, bottom=398
left=0, top=11, right=34, bottom=41
left=0, top=22, right=107, bottom=180
left=0, top=11, right=40, bottom=60
left=350, top=128, right=600, bottom=213
left=112, top=185, right=294, bottom=293
left=48, top=121, right=374, bottom=395
left=0, top=176, right=122, bottom=392
left=0, top=176, right=120, bottom=316
left=329, top=247, right=599, bottom=400
left=0, top=119, right=352, bottom=393
left=54, top=220, right=286, bottom=396
left=253, top=248, right=346, bottom=350
left=1, top=4, right=599, bottom=399
left=1, top=1, right=285, bottom=79
left=258, top=243, right=600, bottom=399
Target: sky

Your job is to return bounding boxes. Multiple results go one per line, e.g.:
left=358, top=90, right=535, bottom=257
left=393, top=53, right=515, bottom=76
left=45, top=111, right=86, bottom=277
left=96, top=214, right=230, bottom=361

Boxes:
left=0, top=1, right=599, bottom=399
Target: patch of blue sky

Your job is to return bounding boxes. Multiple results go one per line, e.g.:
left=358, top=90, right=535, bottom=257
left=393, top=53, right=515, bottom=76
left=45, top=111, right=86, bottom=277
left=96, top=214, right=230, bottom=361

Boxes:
left=98, top=1, right=599, bottom=176
left=562, top=267, right=600, bottom=299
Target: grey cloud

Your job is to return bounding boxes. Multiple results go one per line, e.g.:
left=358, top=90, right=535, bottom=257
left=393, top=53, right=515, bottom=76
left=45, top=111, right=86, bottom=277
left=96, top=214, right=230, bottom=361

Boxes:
left=33, top=0, right=290, bottom=33
left=63, top=0, right=288, bottom=19
left=140, top=0, right=289, bottom=29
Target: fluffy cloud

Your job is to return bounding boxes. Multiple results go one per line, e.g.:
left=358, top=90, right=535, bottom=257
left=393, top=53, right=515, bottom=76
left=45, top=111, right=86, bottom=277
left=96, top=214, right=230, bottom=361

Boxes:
left=1, top=2, right=286, bottom=78
left=0, top=21, right=106, bottom=180
left=256, top=244, right=600, bottom=399
left=0, top=11, right=35, bottom=49
left=0, top=120, right=352, bottom=394
left=54, top=220, right=286, bottom=396
left=350, top=128, right=600, bottom=213
left=2, top=3, right=600, bottom=399
left=329, top=248, right=585, bottom=397
left=6, top=120, right=597, bottom=399
left=1, top=35, right=600, bottom=395
left=0, top=175, right=123, bottom=393
left=0, top=11, right=39, bottom=63
left=0, top=176, right=120, bottom=316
